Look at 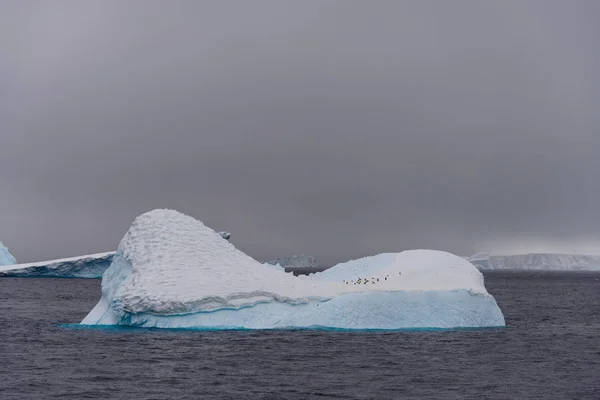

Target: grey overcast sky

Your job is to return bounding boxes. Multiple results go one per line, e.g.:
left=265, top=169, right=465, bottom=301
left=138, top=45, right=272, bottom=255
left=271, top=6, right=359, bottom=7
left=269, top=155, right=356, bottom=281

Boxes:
left=1, top=1, right=600, bottom=264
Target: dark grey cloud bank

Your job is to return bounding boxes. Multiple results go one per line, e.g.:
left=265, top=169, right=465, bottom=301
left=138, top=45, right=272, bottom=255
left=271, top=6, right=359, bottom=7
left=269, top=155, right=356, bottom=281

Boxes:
left=1, top=1, right=599, bottom=264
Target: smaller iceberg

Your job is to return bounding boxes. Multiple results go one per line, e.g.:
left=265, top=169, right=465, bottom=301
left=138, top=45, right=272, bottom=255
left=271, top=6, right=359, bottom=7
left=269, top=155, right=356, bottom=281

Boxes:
left=0, top=241, right=17, bottom=266
left=266, top=254, right=318, bottom=268
left=265, top=254, right=323, bottom=275
left=0, top=252, right=115, bottom=278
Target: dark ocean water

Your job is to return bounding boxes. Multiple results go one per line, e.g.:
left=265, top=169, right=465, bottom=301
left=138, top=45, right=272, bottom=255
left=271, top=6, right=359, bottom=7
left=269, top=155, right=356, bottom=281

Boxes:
left=0, top=272, right=599, bottom=400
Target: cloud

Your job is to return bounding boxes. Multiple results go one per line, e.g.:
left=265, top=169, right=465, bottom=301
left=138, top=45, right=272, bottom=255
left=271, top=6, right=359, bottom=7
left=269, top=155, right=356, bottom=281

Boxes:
left=1, top=1, right=599, bottom=264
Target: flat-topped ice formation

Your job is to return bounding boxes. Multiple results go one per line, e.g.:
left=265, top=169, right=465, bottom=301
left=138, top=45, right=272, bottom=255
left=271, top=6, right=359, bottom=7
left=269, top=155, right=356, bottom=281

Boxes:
left=466, top=253, right=600, bottom=271
left=82, top=209, right=505, bottom=330
left=0, top=252, right=115, bottom=278
left=0, top=241, right=17, bottom=266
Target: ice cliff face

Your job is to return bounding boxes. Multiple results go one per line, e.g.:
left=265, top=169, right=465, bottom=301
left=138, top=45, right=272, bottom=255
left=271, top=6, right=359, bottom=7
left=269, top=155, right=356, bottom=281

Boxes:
left=0, top=241, right=17, bottom=266
left=266, top=254, right=318, bottom=269
left=466, top=253, right=600, bottom=271
left=0, top=252, right=115, bottom=278
left=82, top=209, right=504, bottom=330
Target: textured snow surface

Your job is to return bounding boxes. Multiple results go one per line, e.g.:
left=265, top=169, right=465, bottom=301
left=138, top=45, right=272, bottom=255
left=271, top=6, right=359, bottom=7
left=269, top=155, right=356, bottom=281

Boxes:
left=0, top=241, right=17, bottom=266
left=266, top=254, right=318, bottom=269
left=82, top=209, right=505, bottom=329
left=467, top=253, right=600, bottom=271
left=0, top=252, right=115, bottom=278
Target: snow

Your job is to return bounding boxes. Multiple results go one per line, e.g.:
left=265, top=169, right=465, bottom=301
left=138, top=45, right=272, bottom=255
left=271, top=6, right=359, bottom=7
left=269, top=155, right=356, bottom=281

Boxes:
left=266, top=254, right=318, bottom=269
left=0, top=241, right=17, bottom=266
left=82, top=209, right=505, bottom=330
left=0, top=252, right=115, bottom=278
left=466, top=253, right=600, bottom=271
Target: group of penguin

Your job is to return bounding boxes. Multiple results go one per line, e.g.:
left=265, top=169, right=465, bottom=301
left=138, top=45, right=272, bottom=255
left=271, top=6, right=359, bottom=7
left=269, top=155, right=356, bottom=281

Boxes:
left=343, top=271, right=401, bottom=286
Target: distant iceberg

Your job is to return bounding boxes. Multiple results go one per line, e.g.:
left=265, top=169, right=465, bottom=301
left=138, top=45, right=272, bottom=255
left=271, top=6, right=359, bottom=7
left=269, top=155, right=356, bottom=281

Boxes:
left=0, top=252, right=115, bottom=278
left=466, top=253, right=600, bottom=271
left=265, top=254, right=318, bottom=269
left=82, top=209, right=504, bottom=330
left=466, top=252, right=494, bottom=270
left=0, top=241, right=17, bottom=266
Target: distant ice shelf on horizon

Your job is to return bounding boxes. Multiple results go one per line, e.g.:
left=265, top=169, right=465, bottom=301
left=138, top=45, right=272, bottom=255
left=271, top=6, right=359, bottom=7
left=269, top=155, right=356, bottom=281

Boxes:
left=465, top=252, right=600, bottom=271
left=3, top=247, right=599, bottom=280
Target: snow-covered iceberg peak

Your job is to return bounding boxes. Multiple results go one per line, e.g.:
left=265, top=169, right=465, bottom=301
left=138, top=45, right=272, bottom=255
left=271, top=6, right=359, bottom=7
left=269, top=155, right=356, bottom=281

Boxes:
left=83, top=209, right=315, bottom=324
left=0, top=241, right=17, bottom=266
left=82, top=209, right=505, bottom=330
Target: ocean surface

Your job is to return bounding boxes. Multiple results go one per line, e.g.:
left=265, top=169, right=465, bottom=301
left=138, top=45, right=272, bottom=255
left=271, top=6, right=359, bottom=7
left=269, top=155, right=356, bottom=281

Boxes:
left=1, top=272, right=599, bottom=399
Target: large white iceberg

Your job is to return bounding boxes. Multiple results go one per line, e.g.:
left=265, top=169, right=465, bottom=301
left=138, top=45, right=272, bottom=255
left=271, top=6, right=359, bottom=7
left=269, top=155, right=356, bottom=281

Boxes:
left=0, top=252, right=115, bottom=278
left=82, top=210, right=505, bottom=330
left=0, top=241, right=17, bottom=266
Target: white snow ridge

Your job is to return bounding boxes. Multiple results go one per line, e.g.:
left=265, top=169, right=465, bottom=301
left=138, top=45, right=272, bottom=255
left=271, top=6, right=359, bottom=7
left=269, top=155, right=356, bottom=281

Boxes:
left=82, top=209, right=505, bottom=330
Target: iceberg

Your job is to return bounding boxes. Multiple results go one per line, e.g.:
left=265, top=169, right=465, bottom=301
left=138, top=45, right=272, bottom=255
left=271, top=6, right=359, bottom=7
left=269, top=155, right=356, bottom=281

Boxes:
left=82, top=209, right=505, bottom=330
left=265, top=254, right=325, bottom=276
left=466, top=252, right=494, bottom=270
left=466, top=252, right=600, bottom=271
left=266, top=254, right=319, bottom=268
left=0, top=241, right=17, bottom=266
left=0, top=252, right=115, bottom=278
